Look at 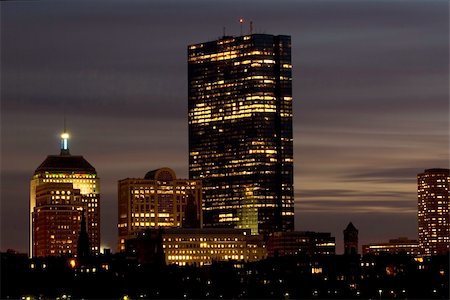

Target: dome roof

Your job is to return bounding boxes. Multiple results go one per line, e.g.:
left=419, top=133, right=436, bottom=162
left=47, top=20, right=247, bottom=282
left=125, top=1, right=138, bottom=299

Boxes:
left=144, top=168, right=176, bottom=181
left=34, top=154, right=96, bottom=174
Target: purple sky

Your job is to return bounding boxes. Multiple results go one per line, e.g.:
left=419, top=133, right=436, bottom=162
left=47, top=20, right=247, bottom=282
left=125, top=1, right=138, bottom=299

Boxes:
left=1, top=0, right=448, bottom=254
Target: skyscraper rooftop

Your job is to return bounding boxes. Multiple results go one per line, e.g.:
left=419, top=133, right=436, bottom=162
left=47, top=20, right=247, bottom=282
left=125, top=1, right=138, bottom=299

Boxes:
left=30, top=130, right=100, bottom=257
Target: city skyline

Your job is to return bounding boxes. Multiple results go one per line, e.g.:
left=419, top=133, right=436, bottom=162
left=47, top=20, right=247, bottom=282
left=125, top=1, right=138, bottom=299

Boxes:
left=1, top=0, right=448, bottom=254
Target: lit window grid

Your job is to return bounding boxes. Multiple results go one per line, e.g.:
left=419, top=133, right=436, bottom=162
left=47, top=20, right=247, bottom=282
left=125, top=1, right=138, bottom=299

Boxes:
left=417, top=170, right=449, bottom=256
left=362, top=243, right=420, bottom=256
left=266, top=232, right=336, bottom=257
left=33, top=205, right=81, bottom=257
left=188, top=34, right=294, bottom=235
left=162, top=232, right=266, bottom=266
left=30, top=172, right=100, bottom=257
left=118, top=178, right=202, bottom=251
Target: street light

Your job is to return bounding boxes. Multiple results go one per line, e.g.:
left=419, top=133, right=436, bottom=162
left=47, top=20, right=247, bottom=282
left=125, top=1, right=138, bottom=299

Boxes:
left=378, top=289, right=382, bottom=300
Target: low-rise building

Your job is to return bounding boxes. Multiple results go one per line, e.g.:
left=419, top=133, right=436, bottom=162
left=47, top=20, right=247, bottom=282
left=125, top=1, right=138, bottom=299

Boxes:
left=118, top=168, right=202, bottom=251
left=126, top=228, right=266, bottom=266
left=362, top=237, right=420, bottom=256
left=266, top=231, right=336, bottom=257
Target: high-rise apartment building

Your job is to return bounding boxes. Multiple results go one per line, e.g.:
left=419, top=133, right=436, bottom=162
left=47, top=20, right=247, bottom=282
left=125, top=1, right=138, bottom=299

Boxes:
left=30, top=131, right=100, bottom=257
left=417, top=168, right=449, bottom=256
left=188, top=34, right=294, bottom=235
left=118, top=168, right=202, bottom=251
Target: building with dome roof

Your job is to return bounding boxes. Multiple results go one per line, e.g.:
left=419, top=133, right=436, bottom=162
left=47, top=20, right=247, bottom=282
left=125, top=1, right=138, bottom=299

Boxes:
left=30, top=131, right=100, bottom=257
left=118, top=168, right=202, bottom=252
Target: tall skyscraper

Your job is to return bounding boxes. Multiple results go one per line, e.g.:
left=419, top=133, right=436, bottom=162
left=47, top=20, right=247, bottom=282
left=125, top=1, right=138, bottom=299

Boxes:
left=30, top=131, right=100, bottom=257
left=118, top=168, right=202, bottom=251
left=188, top=33, right=294, bottom=235
left=417, top=168, right=449, bottom=256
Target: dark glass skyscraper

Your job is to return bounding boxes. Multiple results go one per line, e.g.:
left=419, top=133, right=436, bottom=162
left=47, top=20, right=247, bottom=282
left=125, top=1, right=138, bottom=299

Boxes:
left=188, top=34, right=294, bottom=236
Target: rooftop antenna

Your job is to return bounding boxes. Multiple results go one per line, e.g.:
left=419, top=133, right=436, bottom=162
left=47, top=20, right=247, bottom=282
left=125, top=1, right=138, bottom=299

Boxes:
left=250, top=21, right=253, bottom=34
left=239, top=18, right=244, bottom=36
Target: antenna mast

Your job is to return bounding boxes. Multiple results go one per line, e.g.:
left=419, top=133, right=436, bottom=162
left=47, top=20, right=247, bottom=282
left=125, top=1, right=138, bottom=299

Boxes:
left=239, top=18, right=244, bottom=36
left=63, top=115, right=67, bottom=133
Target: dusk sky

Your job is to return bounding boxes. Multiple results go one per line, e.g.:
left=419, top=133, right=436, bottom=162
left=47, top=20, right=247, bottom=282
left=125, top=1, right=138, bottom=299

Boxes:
left=1, top=0, right=448, bottom=254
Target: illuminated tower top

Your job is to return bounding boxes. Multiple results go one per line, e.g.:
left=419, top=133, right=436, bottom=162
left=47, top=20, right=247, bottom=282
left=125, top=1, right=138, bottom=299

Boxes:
left=30, top=130, right=100, bottom=258
left=34, top=131, right=96, bottom=175
left=60, top=131, right=70, bottom=156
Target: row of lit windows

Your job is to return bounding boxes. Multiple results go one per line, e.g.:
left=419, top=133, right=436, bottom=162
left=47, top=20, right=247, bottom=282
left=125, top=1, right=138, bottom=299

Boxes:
left=43, top=173, right=96, bottom=179
left=167, top=254, right=245, bottom=261
left=191, top=109, right=286, bottom=124
left=191, top=105, right=280, bottom=118
left=165, top=237, right=243, bottom=242
left=189, top=50, right=276, bottom=63
left=165, top=243, right=244, bottom=249
left=130, top=187, right=197, bottom=193
left=42, top=178, right=97, bottom=184
left=233, top=59, right=276, bottom=66
left=132, top=222, right=175, bottom=227
left=132, top=212, right=171, bottom=218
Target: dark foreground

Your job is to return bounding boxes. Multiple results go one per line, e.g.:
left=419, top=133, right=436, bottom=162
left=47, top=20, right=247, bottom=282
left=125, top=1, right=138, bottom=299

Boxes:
left=1, top=251, right=448, bottom=299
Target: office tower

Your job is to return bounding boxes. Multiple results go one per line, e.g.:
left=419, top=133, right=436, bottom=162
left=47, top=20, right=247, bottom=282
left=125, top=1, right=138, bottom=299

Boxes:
left=30, top=131, right=100, bottom=257
left=344, top=222, right=358, bottom=255
left=188, top=34, right=294, bottom=235
left=417, top=168, right=449, bottom=256
left=117, top=168, right=202, bottom=251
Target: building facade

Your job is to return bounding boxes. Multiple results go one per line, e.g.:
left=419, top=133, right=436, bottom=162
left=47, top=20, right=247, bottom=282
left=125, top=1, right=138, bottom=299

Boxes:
left=188, top=34, right=294, bottom=235
left=266, top=231, right=336, bottom=257
left=362, top=237, right=420, bottom=256
left=417, top=168, right=449, bottom=256
left=126, top=228, right=267, bottom=266
left=118, top=168, right=202, bottom=251
left=30, top=132, right=100, bottom=257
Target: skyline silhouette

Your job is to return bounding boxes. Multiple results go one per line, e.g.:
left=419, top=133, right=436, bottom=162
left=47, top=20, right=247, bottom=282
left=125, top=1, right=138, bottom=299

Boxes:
left=1, top=0, right=448, bottom=254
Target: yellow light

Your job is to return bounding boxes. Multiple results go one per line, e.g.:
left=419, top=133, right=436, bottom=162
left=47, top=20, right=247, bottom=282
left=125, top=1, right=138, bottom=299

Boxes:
left=69, top=258, right=76, bottom=268
left=61, top=133, right=70, bottom=139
